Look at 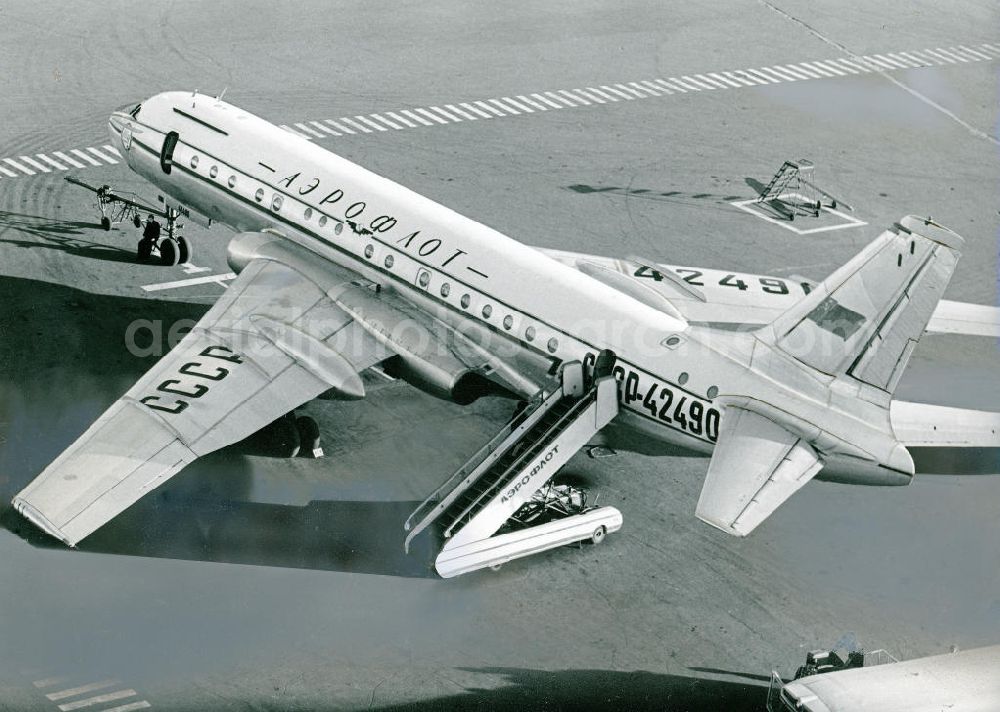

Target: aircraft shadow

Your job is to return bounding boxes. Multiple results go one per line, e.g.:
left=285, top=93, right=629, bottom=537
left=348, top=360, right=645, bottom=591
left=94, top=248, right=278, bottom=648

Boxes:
left=0, top=275, right=436, bottom=578
left=0, top=209, right=138, bottom=264
left=368, top=666, right=766, bottom=711
left=0, top=488, right=436, bottom=579
left=2, top=272, right=998, bottom=578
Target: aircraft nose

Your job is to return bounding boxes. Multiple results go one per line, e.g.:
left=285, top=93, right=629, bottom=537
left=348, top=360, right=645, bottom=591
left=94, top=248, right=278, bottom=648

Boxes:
left=108, top=113, right=125, bottom=136
left=107, top=113, right=125, bottom=149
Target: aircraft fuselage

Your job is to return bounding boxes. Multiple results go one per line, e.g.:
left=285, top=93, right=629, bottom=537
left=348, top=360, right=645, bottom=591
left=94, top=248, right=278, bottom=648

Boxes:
left=107, top=92, right=908, bottom=486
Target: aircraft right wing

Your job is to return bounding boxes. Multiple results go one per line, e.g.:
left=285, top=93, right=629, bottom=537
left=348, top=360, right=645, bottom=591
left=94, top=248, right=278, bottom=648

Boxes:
left=695, top=405, right=823, bottom=536
left=536, top=247, right=999, bottom=338
left=12, top=254, right=388, bottom=547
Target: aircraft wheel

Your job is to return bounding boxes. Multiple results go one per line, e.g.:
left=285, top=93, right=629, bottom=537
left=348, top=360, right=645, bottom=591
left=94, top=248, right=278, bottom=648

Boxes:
left=295, top=415, right=322, bottom=458
left=100, top=216, right=111, bottom=231
left=137, top=239, right=153, bottom=262
left=591, top=525, right=607, bottom=545
left=270, top=416, right=301, bottom=458
left=159, top=238, right=180, bottom=266
left=133, top=215, right=142, bottom=228
left=177, top=236, right=191, bottom=264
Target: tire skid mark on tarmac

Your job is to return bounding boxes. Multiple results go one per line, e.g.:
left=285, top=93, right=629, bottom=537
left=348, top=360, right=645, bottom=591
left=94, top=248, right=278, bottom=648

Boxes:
left=1, top=42, right=997, bottom=181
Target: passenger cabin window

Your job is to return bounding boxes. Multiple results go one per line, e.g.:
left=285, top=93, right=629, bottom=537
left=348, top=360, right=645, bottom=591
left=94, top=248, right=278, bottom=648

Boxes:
left=160, top=131, right=179, bottom=174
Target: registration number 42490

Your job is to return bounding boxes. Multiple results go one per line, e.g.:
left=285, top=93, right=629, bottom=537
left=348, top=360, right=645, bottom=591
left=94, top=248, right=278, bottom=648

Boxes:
left=612, top=366, right=720, bottom=443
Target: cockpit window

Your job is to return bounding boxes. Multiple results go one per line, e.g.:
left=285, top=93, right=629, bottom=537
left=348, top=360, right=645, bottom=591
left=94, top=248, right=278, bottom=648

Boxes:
left=129, top=103, right=142, bottom=118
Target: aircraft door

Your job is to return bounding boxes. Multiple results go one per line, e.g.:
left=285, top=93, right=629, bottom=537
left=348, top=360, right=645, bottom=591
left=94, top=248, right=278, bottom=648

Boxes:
left=160, top=131, right=179, bottom=174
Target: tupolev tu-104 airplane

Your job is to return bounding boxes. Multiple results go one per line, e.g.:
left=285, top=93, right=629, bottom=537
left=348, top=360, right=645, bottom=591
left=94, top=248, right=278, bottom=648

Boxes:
left=12, top=92, right=1000, bottom=577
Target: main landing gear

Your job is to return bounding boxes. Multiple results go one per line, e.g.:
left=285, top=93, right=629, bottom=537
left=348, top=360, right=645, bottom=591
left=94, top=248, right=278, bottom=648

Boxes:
left=257, top=412, right=324, bottom=459
left=137, top=207, right=192, bottom=266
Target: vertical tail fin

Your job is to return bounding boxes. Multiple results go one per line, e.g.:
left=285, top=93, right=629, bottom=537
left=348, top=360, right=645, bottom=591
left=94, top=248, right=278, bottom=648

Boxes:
left=761, top=216, right=964, bottom=397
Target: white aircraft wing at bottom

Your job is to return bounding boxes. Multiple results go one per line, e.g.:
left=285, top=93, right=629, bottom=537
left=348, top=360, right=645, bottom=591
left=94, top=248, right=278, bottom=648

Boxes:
left=696, top=406, right=823, bottom=536
left=13, top=258, right=385, bottom=546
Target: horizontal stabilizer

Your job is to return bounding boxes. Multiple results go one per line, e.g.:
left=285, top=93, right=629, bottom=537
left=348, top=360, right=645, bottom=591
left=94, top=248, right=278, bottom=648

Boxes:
left=696, top=406, right=823, bottom=536
left=891, top=401, right=1000, bottom=447
left=928, top=300, right=1000, bottom=339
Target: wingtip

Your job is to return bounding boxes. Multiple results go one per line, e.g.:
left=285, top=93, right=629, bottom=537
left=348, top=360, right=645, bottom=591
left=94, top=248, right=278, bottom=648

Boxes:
left=10, top=497, right=76, bottom=547
left=695, top=511, right=748, bottom=538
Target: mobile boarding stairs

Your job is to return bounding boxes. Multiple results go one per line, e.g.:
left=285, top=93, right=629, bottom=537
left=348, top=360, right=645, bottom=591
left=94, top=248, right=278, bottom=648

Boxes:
left=404, top=357, right=622, bottom=578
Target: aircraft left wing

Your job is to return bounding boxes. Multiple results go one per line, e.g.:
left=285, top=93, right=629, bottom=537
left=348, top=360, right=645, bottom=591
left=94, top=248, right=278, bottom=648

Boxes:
left=695, top=405, right=823, bottom=536
left=12, top=257, right=386, bottom=546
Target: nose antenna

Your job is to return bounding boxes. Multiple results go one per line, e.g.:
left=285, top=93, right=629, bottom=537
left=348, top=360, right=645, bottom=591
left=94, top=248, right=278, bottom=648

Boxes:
left=217, top=87, right=228, bottom=102
left=191, top=88, right=200, bottom=108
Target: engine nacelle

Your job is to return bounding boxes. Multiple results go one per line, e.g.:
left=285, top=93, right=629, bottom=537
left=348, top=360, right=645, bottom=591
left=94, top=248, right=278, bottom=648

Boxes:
left=382, top=355, right=495, bottom=405
left=225, top=231, right=499, bottom=406
left=227, top=231, right=283, bottom=274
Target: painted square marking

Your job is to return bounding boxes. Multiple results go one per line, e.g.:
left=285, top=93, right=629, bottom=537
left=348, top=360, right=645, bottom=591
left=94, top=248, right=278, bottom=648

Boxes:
left=730, top=192, right=867, bottom=234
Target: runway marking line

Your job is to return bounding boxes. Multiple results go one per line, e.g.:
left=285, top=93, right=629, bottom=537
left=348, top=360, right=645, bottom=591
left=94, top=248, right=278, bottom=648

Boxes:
left=57, top=688, right=137, bottom=711
left=1, top=42, right=997, bottom=181
left=21, top=670, right=154, bottom=712
left=730, top=193, right=868, bottom=235
left=141, top=272, right=236, bottom=292
left=46, top=680, right=119, bottom=701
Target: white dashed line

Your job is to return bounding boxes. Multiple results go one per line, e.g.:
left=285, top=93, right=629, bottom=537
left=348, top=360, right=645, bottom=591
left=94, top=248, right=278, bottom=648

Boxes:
left=385, top=110, right=418, bottom=127
left=443, top=103, right=477, bottom=120
left=57, top=688, right=137, bottom=711
left=19, top=155, right=51, bottom=172
left=141, top=272, right=236, bottom=292
left=401, top=108, right=435, bottom=125
left=308, top=120, right=338, bottom=136
left=534, top=92, right=567, bottom=107
left=102, top=702, right=151, bottom=712
left=427, top=106, right=461, bottom=122
left=23, top=669, right=154, bottom=712
left=339, top=117, right=373, bottom=133
left=36, top=154, right=68, bottom=170
left=474, top=100, right=505, bottom=117
left=517, top=95, right=549, bottom=110
left=70, top=149, right=101, bottom=166
left=52, top=151, right=86, bottom=168
left=370, top=112, right=404, bottom=128
left=86, top=146, right=118, bottom=163
left=4, top=158, right=35, bottom=175
left=294, top=122, right=325, bottom=138
left=324, top=118, right=355, bottom=134
left=46, top=680, right=120, bottom=701
left=2, top=42, right=997, bottom=182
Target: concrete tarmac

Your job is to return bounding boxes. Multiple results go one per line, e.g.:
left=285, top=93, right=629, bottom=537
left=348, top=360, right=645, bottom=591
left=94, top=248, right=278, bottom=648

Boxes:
left=0, top=2, right=998, bottom=709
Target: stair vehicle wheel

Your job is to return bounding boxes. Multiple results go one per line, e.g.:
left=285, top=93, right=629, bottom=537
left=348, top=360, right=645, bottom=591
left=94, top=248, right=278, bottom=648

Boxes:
left=489, top=563, right=503, bottom=572
left=159, top=238, right=180, bottom=266
left=591, top=525, right=607, bottom=545
left=295, top=415, right=323, bottom=458
left=100, top=216, right=111, bottom=231
left=177, top=236, right=191, bottom=264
